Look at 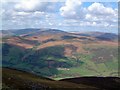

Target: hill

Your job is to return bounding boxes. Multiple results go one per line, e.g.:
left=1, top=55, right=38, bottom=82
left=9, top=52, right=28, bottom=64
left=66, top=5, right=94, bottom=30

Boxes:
left=2, top=68, right=120, bottom=90
left=2, top=68, right=97, bottom=89
left=60, top=77, right=120, bottom=90
left=1, top=28, right=68, bottom=37
left=2, top=28, right=118, bottom=79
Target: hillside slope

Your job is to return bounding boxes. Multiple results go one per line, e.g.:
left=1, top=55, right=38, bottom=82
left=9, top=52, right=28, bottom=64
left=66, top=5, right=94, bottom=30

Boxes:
left=2, top=29, right=118, bottom=78
left=2, top=68, right=120, bottom=90
left=60, top=77, right=120, bottom=90
left=2, top=68, right=97, bottom=89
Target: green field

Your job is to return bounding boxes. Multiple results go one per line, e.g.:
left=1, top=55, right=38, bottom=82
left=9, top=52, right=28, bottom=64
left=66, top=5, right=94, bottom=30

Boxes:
left=53, top=46, right=118, bottom=79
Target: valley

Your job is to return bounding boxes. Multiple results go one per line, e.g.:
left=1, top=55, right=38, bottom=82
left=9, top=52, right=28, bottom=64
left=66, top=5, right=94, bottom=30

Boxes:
left=1, top=28, right=118, bottom=79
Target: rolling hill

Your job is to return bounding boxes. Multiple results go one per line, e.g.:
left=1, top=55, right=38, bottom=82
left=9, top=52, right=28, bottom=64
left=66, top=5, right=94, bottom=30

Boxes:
left=1, top=28, right=68, bottom=37
left=1, top=28, right=119, bottom=79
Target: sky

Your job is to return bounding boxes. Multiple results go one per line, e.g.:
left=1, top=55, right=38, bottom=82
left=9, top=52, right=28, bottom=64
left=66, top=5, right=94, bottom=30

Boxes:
left=1, top=0, right=118, bottom=33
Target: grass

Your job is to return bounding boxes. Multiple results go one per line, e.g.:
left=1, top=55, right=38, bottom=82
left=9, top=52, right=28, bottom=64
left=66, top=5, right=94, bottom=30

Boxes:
left=105, top=61, right=118, bottom=70
left=54, top=48, right=118, bottom=78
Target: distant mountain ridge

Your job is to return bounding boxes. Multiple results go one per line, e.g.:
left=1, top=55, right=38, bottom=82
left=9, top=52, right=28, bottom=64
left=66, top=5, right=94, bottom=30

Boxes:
left=77, top=32, right=118, bottom=41
left=1, top=28, right=68, bottom=37
left=1, top=28, right=118, bottom=41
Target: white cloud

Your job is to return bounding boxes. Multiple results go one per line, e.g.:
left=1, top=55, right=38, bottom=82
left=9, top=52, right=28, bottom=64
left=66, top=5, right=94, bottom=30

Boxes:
left=15, top=12, right=31, bottom=16
left=60, top=0, right=85, bottom=19
left=1, top=1, right=118, bottom=32
left=86, top=2, right=118, bottom=28
left=14, top=0, right=57, bottom=12
left=48, top=22, right=53, bottom=26
left=88, top=2, right=117, bottom=16
left=60, top=1, right=117, bottom=29
left=14, top=0, right=40, bottom=11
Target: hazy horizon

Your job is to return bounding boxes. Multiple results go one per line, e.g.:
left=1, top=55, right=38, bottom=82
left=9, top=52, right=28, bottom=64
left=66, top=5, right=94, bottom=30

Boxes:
left=1, top=27, right=118, bottom=34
